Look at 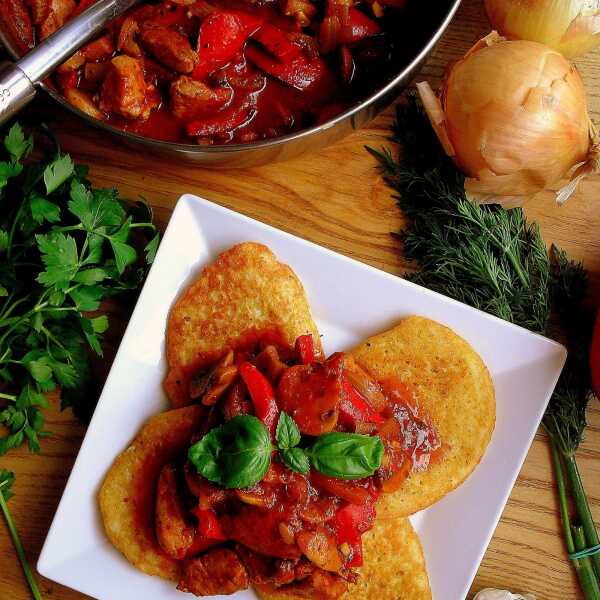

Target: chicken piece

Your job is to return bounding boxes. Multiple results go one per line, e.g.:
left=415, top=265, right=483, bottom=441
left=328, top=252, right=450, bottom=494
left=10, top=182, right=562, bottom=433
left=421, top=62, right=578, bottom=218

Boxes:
left=236, top=545, right=317, bottom=587
left=225, top=506, right=302, bottom=560
left=81, top=33, right=114, bottom=61
left=1, top=0, right=34, bottom=55
left=64, top=88, right=103, bottom=119
left=271, top=570, right=348, bottom=600
left=139, top=22, right=198, bottom=74
left=99, top=55, right=149, bottom=119
left=155, top=464, right=195, bottom=559
left=171, top=76, right=232, bottom=123
left=178, top=548, right=250, bottom=596
left=117, top=17, right=142, bottom=57
left=37, top=0, right=75, bottom=40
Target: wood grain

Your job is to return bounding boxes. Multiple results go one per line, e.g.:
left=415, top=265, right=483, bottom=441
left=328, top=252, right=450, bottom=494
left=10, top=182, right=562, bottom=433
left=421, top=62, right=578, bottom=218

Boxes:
left=1, top=0, right=599, bottom=598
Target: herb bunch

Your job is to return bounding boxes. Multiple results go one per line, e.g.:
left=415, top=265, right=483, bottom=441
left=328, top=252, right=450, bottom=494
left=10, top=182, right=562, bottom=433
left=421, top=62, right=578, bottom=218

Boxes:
left=370, top=92, right=600, bottom=599
left=0, top=124, right=158, bottom=455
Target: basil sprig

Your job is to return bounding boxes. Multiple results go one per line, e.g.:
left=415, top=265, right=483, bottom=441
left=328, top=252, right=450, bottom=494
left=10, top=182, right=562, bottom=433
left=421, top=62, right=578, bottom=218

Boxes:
left=188, top=411, right=384, bottom=488
left=188, top=415, right=272, bottom=489
left=307, top=433, right=384, bottom=480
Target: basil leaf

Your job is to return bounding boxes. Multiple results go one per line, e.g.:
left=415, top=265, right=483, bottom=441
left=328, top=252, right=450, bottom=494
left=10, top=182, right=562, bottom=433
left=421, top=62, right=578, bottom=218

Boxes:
left=281, top=448, right=310, bottom=475
left=188, top=415, right=273, bottom=489
left=276, top=411, right=301, bottom=450
left=309, top=433, right=384, bottom=480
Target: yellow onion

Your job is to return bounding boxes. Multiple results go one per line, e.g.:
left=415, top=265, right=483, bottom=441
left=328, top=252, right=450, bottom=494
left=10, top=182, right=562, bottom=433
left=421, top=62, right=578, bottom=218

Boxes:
left=417, top=32, right=599, bottom=207
left=485, top=0, right=600, bottom=58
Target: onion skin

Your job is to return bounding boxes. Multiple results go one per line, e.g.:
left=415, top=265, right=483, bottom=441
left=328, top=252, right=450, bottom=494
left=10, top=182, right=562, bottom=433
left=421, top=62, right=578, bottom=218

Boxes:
left=485, top=0, right=600, bottom=59
left=417, top=32, right=596, bottom=207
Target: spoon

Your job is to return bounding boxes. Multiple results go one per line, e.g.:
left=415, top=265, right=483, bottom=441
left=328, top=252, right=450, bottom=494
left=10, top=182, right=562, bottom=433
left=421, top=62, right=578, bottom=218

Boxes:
left=0, top=0, right=141, bottom=126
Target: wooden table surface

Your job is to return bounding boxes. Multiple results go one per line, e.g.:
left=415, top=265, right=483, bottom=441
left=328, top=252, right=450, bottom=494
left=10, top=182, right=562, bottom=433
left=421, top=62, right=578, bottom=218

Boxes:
left=2, top=0, right=600, bottom=598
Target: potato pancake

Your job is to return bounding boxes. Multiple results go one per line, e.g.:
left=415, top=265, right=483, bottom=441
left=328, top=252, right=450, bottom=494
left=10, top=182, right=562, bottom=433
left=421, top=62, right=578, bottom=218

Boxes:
left=165, top=242, right=321, bottom=407
left=98, top=405, right=202, bottom=580
left=352, top=316, right=495, bottom=517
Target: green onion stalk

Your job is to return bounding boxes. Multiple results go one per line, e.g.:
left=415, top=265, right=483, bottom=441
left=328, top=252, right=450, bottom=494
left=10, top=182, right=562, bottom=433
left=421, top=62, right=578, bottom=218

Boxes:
left=550, top=441, right=600, bottom=599
left=0, top=472, right=43, bottom=600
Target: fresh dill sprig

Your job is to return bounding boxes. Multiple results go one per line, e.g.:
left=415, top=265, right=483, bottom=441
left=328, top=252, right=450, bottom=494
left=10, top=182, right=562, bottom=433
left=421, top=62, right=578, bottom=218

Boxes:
left=544, top=246, right=594, bottom=456
left=367, top=93, right=550, bottom=333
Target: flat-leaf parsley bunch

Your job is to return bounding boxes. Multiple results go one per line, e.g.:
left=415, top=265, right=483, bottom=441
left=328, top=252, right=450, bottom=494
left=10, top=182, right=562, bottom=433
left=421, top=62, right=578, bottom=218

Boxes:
left=0, top=124, right=158, bottom=455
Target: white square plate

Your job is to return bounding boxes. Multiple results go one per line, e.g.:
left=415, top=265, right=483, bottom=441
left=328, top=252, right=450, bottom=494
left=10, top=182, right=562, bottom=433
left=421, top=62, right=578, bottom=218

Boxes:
left=38, top=194, right=566, bottom=600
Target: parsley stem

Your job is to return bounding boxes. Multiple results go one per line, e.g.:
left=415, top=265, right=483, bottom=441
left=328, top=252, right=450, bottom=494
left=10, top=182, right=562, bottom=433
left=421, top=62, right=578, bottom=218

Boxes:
left=48, top=225, right=83, bottom=233
left=6, top=203, right=26, bottom=260
left=128, top=222, right=156, bottom=230
left=0, top=482, right=44, bottom=600
left=0, top=294, right=32, bottom=322
left=0, top=392, right=17, bottom=401
left=40, top=325, right=66, bottom=352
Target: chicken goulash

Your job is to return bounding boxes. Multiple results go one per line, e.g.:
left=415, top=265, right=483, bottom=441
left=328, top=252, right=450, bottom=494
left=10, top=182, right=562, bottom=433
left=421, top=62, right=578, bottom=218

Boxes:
left=150, top=332, right=441, bottom=598
left=2, top=0, right=409, bottom=144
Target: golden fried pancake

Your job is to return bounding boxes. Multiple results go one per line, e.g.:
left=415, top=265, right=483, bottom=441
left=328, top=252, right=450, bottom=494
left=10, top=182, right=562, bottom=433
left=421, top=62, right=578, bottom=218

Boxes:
left=98, top=405, right=202, bottom=581
left=165, top=242, right=322, bottom=407
left=256, top=518, right=431, bottom=600
left=352, top=316, right=495, bottom=518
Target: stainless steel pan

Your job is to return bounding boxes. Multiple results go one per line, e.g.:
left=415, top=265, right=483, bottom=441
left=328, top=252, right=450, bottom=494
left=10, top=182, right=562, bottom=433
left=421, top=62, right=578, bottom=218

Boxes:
left=0, top=0, right=461, bottom=167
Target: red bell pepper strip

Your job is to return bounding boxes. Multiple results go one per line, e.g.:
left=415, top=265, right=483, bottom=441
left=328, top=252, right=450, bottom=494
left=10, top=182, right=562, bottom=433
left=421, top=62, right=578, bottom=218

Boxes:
left=251, top=24, right=303, bottom=60
left=193, top=11, right=263, bottom=80
left=186, top=100, right=256, bottom=138
left=340, top=8, right=381, bottom=45
left=334, top=502, right=376, bottom=567
left=295, top=334, right=316, bottom=364
left=591, top=309, right=600, bottom=397
left=245, top=45, right=326, bottom=91
left=192, top=507, right=227, bottom=540
left=238, top=361, right=279, bottom=433
left=339, top=378, right=384, bottom=428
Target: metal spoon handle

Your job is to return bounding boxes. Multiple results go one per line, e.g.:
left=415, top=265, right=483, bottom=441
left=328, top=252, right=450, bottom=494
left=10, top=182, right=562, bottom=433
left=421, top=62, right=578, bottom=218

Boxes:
left=0, top=0, right=140, bottom=127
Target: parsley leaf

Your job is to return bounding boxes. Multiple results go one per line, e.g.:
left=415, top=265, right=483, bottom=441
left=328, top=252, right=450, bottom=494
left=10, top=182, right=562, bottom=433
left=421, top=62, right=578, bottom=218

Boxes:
left=4, top=124, right=32, bottom=162
left=0, top=161, right=23, bottom=189
left=44, top=154, right=74, bottom=194
left=36, top=232, right=80, bottom=289
left=30, top=195, right=61, bottom=224
left=68, top=183, right=125, bottom=231
left=69, top=285, right=104, bottom=311
left=145, top=233, right=160, bottom=264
